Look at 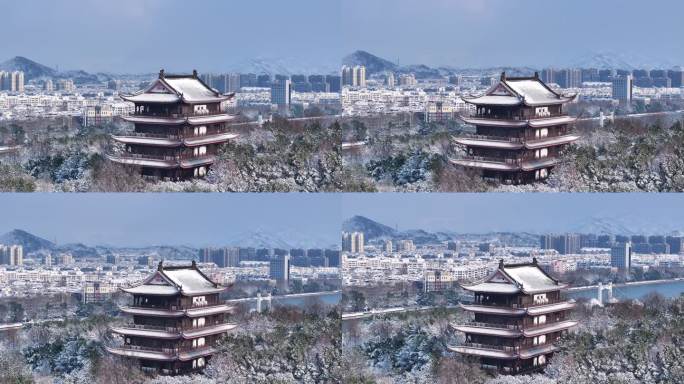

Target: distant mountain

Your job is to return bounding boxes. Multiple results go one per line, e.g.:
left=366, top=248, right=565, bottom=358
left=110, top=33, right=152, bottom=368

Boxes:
left=572, top=216, right=684, bottom=236
left=0, top=56, right=115, bottom=83
left=342, top=50, right=540, bottom=79
left=342, top=50, right=398, bottom=75
left=0, top=56, right=57, bottom=80
left=342, top=215, right=397, bottom=240
left=226, top=56, right=339, bottom=76
left=570, top=51, right=677, bottom=70
left=0, top=229, right=55, bottom=253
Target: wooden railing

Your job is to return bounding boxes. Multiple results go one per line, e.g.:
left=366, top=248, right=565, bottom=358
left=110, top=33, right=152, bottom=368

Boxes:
left=458, top=134, right=523, bottom=143
left=458, top=155, right=522, bottom=165
left=132, top=110, right=225, bottom=118
left=457, top=321, right=520, bottom=330
left=471, top=297, right=570, bottom=309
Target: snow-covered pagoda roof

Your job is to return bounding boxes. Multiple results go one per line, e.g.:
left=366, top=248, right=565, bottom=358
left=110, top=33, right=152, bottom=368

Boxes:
left=463, top=72, right=576, bottom=107
left=121, top=260, right=225, bottom=296
left=460, top=258, right=566, bottom=295
left=121, top=69, right=234, bottom=104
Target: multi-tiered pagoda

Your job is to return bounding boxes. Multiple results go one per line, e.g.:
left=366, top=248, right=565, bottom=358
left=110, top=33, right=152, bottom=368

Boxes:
left=451, top=72, right=579, bottom=184
left=449, top=259, right=577, bottom=375
left=105, top=261, right=237, bottom=375
left=108, top=70, right=237, bottom=180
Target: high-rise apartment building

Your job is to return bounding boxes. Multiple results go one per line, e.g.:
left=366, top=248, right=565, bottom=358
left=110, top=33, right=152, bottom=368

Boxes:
left=612, top=75, right=633, bottom=102
left=539, top=234, right=580, bottom=255
left=611, top=242, right=632, bottom=271
left=341, top=65, right=366, bottom=87
left=355, top=66, right=366, bottom=87
left=0, top=71, right=25, bottom=93
left=269, top=253, right=290, bottom=282
left=342, top=232, right=364, bottom=253
left=198, top=247, right=240, bottom=267
left=270, top=79, right=292, bottom=106
left=385, top=72, right=395, bottom=88
left=0, top=245, right=23, bottom=266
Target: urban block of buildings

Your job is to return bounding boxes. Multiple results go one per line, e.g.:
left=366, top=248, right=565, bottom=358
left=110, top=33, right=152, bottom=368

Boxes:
left=108, top=70, right=238, bottom=180
left=449, top=259, right=577, bottom=374
left=105, top=261, right=237, bottom=375
left=451, top=72, right=580, bottom=184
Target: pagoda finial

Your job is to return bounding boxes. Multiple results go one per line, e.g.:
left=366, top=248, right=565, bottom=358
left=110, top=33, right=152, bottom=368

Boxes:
left=500, top=72, right=506, bottom=81
left=157, top=260, right=164, bottom=271
left=192, top=69, right=198, bottom=78
left=498, top=259, right=504, bottom=269
left=159, top=69, right=165, bottom=79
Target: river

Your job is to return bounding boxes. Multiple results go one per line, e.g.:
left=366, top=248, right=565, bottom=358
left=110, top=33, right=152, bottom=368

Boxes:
left=567, top=279, right=684, bottom=302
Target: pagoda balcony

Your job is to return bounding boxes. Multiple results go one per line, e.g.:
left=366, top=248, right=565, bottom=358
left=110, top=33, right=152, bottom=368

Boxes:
left=106, top=153, right=179, bottom=169
left=451, top=323, right=522, bottom=338
left=458, top=303, right=527, bottom=316
left=452, top=155, right=560, bottom=172
left=470, top=112, right=567, bottom=121
left=119, top=305, right=185, bottom=317
left=522, top=320, right=578, bottom=337
left=181, top=322, right=238, bottom=339
left=523, top=134, right=580, bottom=149
left=118, top=131, right=181, bottom=140
left=107, top=153, right=216, bottom=169
left=120, top=303, right=234, bottom=317
left=452, top=341, right=558, bottom=357
left=450, top=155, right=522, bottom=171
left=453, top=134, right=524, bottom=150
left=448, top=343, right=517, bottom=360
left=110, top=324, right=181, bottom=340
left=468, top=296, right=571, bottom=310
left=112, top=131, right=237, bottom=148
left=105, top=344, right=177, bottom=361
left=460, top=342, right=521, bottom=353
left=131, top=110, right=226, bottom=118
left=116, top=323, right=180, bottom=332
left=454, top=321, right=522, bottom=330
left=454, top=318, right=574, bottom=337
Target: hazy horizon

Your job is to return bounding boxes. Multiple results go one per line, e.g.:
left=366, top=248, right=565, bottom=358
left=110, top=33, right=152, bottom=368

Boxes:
left=3, top=0, right=683, bottom=72
left=343, top=194, right=684, bottom=235
left=0, top=194, right=341, bottom=248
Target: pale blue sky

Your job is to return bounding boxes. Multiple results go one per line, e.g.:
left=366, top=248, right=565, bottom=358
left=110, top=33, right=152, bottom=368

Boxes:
left=341, top=0, right=684, bottom=68
left=3, top=0, right=682, bottom=72
left=2, top=0, right=343, bottom=73
left=0, top=194, right=341, bottom=247
left=342, top=194, right=684, bottom=234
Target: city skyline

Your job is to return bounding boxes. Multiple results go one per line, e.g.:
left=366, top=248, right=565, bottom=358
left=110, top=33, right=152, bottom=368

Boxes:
left=342, top=194, right=684, bottom=235
left=0, top=194, right=341, bottom=247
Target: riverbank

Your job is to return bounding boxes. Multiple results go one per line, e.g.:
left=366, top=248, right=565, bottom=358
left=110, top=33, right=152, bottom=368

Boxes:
left=568, top=277, right=684, bottom=292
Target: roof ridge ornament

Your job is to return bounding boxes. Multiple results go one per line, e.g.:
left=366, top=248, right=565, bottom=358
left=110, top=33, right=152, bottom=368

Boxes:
left=159, top=69, right=165, bottom=79
left=498, top=259, right=504, bottom=269
left=157, top=260, right=164, bottom=271
left=500, top=72, right=506, bottom=81
left=192, top=69, right=198, bottom=78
